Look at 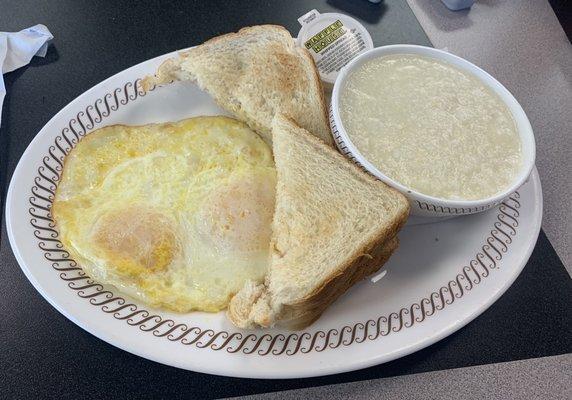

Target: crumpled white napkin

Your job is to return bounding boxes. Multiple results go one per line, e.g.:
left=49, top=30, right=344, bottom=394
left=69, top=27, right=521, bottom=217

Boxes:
left=0, top=24, right=53, bottom=127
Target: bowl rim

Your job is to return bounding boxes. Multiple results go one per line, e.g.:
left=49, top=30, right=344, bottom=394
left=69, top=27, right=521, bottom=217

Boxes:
left=331, top=44, right=536, bottom=208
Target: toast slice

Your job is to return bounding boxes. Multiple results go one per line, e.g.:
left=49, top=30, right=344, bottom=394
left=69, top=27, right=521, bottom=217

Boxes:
left=141, top=25, right=332, bottom=146
left=228, top=115, right=410, bottom=330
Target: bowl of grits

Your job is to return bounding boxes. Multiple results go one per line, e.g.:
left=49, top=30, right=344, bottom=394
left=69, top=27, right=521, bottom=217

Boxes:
left=330, top=45, right=536, bottom=217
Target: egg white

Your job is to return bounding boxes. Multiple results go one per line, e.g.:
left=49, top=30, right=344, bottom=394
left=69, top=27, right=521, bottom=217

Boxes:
left=53, top=116, right=275, bottom=312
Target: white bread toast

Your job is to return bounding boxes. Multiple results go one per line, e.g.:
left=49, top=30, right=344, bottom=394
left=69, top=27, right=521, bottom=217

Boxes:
left=228, top=115, right=410, bottom=330
left=141, top=25, right=332, bottom=146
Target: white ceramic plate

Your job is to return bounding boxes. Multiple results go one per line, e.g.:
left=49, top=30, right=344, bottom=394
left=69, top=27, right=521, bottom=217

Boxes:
left=6, top=50, right=542, bottom=379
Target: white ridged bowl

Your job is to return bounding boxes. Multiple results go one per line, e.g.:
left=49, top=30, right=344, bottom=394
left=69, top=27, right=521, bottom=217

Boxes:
left=330, top=45, right=536, bottom=218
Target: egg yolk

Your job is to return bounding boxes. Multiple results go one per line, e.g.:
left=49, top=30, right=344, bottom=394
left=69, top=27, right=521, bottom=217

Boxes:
left=91, top=207, right=178, bottom=276
left=196, top=173, right=275, bottom=255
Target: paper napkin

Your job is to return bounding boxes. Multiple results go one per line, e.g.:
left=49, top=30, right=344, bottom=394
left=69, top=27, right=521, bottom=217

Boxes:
left=0, top=24, right=53, bottom=127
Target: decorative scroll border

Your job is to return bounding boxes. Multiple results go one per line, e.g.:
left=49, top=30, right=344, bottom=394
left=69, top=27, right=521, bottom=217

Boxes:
left=414, top=200, right=496, bottom=215
left=28, top=78, right=521, bottom=356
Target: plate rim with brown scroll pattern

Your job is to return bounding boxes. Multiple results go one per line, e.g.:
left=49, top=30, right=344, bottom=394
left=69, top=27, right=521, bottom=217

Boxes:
left=5, top=49, right=543, bottom=379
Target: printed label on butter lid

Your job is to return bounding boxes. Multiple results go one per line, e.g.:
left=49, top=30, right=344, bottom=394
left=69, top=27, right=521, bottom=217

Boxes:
left=297, top=10, right=373, bottom=85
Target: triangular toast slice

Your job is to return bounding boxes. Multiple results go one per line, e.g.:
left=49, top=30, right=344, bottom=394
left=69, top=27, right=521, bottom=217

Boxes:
left=228, top=115, right=409, bottom=329
left=142, top=25, right=332, bottom=146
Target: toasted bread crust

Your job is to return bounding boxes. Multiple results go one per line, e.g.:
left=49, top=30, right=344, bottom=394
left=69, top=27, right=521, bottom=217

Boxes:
left=140, top=25, right=332, bottom=146
left=278, top=235, right=400, bottom=330
left=227, top=235, right=400, bottom=330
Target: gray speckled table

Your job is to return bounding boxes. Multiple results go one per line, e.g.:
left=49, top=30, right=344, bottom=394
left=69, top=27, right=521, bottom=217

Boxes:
left=232, top=354, right=572, bottom=400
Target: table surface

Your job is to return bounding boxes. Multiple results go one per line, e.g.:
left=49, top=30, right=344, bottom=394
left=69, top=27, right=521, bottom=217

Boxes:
left=1, top=1, right=570, bottom=399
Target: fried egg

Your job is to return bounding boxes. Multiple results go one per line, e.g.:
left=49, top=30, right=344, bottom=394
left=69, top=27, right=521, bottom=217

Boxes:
left=53, top=116, right=276, bottom=312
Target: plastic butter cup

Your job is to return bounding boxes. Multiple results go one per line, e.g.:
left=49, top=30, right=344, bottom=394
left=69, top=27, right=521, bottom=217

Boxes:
left=296, top=9, right=373, bottom=90
left=330, top=45, right=536, bottom=218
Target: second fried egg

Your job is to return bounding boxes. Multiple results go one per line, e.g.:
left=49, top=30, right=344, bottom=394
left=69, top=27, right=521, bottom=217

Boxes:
left=53, top=116, right=276, bottom=312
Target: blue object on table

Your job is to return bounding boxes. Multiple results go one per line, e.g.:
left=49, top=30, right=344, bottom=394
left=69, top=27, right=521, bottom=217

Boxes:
left=441, top=0, right=475, bottom=10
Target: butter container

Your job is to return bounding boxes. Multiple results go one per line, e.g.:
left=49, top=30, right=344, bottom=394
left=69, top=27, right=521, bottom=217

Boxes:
left=297, top=10, right=373, bottom=90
